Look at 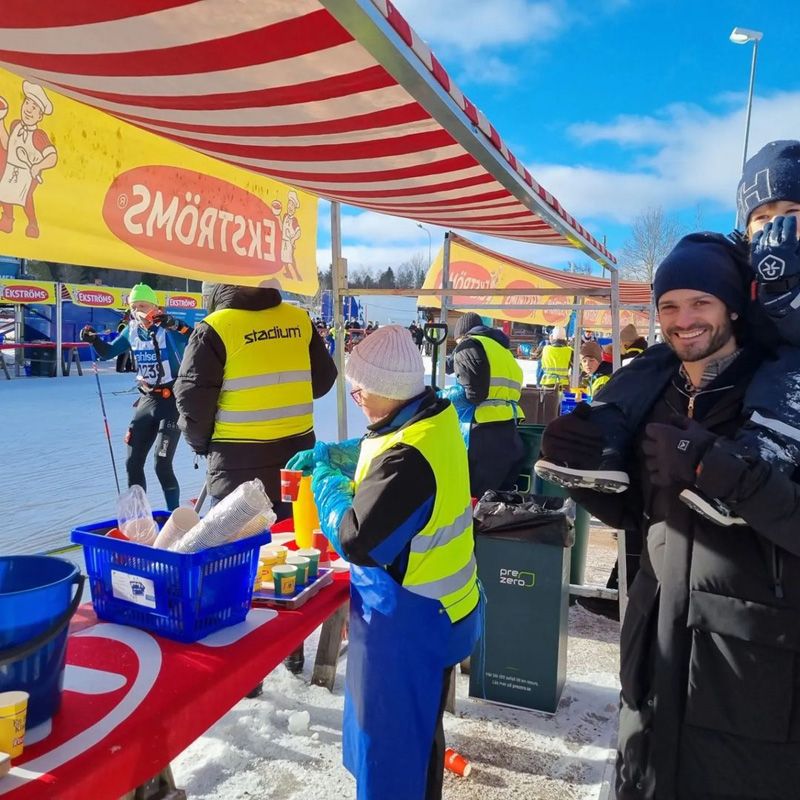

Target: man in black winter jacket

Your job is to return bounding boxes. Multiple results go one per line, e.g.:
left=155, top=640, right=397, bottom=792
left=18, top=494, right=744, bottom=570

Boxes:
left=174, top=283, right=337, bottom=518
left=446, top=312, right=524, bottom=497
left=542, top=235, right=800, bottom=799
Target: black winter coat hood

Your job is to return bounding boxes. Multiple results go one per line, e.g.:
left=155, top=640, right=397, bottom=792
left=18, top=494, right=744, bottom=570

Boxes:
left=206, top=284, right=282, bottom=313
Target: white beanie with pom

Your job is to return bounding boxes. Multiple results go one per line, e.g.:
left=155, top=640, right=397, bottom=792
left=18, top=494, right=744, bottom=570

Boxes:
left=346, top=325, right=425, bottom=400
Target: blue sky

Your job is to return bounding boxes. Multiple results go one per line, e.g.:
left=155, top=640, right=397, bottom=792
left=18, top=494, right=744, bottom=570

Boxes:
left=318, top=0, right=800, bottom=277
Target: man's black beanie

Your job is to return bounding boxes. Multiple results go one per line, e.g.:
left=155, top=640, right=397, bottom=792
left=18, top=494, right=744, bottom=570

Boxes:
left=453, top=312, right=483, bottom=339
left=652, top=232, right=748, bottom=314
left=736, top=140, right=800, bottom=225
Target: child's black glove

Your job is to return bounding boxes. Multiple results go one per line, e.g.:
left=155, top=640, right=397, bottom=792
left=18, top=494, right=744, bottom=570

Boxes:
left=752, top=215, right=800, bottom=292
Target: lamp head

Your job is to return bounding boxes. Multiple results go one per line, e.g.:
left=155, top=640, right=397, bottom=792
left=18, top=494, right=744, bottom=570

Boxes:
left=730, top=27, right=763, bottom=44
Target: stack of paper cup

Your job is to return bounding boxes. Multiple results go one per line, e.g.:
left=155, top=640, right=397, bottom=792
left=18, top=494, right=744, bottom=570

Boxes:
left=153, top=507, right=201, bottom=549
left=171, top=479, right=273, bottom=553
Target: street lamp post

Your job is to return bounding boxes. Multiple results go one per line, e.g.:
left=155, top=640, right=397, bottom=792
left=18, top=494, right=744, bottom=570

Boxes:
left=417, top=222, right=432, bottom=267
left=730, top=27, right=763, bottom=187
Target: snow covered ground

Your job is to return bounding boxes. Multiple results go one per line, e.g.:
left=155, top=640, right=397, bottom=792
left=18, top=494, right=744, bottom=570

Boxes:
left=2, top=357, right=619, bottom=800
left=1, top=356, right=538, bottom=555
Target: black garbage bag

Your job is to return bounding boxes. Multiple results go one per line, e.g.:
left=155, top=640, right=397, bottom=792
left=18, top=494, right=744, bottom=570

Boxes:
left=473, top=490, right=575, bottom=547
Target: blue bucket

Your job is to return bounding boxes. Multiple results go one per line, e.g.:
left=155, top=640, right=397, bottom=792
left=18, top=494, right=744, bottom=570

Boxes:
left=0, top=557, right=84, bottom=727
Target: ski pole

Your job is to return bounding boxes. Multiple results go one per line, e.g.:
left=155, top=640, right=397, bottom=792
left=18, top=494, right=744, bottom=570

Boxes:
left=193, top=482, right=208, bottom=514
left=92, top=360, right=121, bottom=494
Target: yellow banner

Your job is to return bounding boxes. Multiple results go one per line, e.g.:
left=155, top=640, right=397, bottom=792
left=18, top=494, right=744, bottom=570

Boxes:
left=0, top=69, right=318, bottom=294
left=0, top=278, right=55, bottom=304
left=64, top=283, right=203, bottom=310
left=420, top=239, right=646, bottom=330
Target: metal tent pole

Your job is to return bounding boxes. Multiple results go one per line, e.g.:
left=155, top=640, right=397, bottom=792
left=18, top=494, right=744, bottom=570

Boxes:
left=571, top=295, right=584, bottom=388
left=647, top=299, right=657, bottom=346
left=610, top=268, right=621, bottom=371
left=437, top=232, right=451, bottom=388
left=55, top=282, right=64, bottom=377
left=14, top=303, right=23, bottom=376
left=330, top=201, right=348, bottom=441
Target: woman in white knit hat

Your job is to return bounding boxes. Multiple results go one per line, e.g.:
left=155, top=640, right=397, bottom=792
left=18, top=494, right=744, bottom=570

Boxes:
left=290, top=325, right=482, bottom=800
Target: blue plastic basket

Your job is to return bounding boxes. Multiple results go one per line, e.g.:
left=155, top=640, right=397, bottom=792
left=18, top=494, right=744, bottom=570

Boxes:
left=71, top=512, right=271, bottom=643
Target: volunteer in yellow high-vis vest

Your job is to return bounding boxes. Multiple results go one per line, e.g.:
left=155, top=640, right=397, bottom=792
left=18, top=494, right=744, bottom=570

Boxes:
left=291, top=325, right=481, bottom=800
left=174, top=283, right=336, bottom=518
left=443, top=312, right=525, bottom=497
left=539, top=325, right=573, bottom=387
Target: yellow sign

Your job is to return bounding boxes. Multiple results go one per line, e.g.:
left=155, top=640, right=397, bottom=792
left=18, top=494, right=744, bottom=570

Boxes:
left=64, top=283, right=204, bottom=310
left=0, top=69, right=318, bottom=294
left=0, top=278, right=55, bottom=304
left=420, top=238, right=646, bottom=330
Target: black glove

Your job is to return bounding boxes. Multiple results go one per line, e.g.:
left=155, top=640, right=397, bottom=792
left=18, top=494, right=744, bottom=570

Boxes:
left=541, top=403, right=605, bottom=469
left=153, top=312, right=177, bottom=329
left=80, top=325, right=97, bottom=343
left=642, top=415, right=717, bottom=488
left=751, top=215, right=800, bottom=291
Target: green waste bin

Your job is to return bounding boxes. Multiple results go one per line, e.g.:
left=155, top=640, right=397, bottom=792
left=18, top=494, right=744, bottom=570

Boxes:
left=516, top=423, right=591, bottom=585
left=469, top=494, right=572, bottom=713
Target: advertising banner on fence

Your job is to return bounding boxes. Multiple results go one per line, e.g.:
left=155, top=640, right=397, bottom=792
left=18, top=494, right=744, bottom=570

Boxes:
left=64, top=284, right=204, bottom=310
left=0, top=278, right=55, bottom=304
left=420, top=237, right=648, bottom=330
left=0, top=68, right=318, bottom=294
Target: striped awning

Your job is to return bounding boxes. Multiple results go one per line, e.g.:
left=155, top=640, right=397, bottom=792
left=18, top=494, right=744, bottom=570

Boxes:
left=0, top=0, right=615, bottom=266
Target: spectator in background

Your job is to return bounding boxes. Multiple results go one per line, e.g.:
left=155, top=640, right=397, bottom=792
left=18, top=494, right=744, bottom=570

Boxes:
left=579, top=340, right=612, bottom=396
left=445, top=312, right=524, bottom=497
left=619, top=323, right=649, bottom=365
left=538, top=326, right=573, bottom=388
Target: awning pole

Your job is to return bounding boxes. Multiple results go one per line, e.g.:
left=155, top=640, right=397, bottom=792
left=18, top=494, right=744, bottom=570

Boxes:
left=14, top=303, right=23, bottom=377
left=610, top=268, right=621, bottom=371
left=55, top=282, right=64, bottom=377
left=437, top=232, right=451, bottom=388
left=571, top=295, right=584, bottom=388
left=330, top=201, right=348, bottom=441
left=647, top=298, right=657, bottom=346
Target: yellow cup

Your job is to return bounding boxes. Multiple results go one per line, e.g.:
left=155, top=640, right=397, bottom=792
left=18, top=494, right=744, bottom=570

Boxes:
left=259, top=552, right=281, bottom=583
left=0, top=691, right=29, bottom=758
left=293, top=475, right=320, bottom=549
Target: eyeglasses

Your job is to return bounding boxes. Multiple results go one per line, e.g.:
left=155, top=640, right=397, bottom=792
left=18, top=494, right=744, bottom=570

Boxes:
left=350, top=388, right=364, bottom=406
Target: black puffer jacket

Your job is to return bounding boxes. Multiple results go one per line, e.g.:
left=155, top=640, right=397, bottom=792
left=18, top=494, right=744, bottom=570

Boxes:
left=174, top=285, right=337, bottom=506
left=570, top=346, right=800, bottom=800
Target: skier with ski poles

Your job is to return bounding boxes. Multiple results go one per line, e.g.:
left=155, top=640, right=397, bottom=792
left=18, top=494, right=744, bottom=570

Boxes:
left=80, top=283, right=192, bottom=510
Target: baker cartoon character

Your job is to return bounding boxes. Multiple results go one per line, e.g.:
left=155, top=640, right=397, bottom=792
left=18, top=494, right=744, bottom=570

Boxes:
left=0, top=81, right=57, bottom=238
left=278, top=189, right=302, bottom=281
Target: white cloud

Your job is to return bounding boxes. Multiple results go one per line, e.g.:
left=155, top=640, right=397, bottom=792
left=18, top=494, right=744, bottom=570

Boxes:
left=393, top=0, right=564, bottom=53
left=529, top=91, right=800, bottom=224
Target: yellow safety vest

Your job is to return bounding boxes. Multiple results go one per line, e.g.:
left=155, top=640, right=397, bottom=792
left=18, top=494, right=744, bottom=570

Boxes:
left=354, top=403, right=479, bottom=623
left=589, top=371, right=611, bottom=395
left=540, top=344, right=572, bottom=387
left=469, top=334, right=525, bottom=424
left=205, top=303, right=314, bottom=442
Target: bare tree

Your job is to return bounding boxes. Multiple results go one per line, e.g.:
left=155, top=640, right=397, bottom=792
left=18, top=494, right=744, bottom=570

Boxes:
left=619, top=206, right=684, bottom=283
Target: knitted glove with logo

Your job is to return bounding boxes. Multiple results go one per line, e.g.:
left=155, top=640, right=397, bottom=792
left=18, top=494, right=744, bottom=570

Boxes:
left=752, top=215, right=800, bottom=309
left=642, top=415, right=717, bottom=488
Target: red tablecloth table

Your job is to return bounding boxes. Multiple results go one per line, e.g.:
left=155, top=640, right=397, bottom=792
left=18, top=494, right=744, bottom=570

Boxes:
left=1, top=572, right=349, bottom=799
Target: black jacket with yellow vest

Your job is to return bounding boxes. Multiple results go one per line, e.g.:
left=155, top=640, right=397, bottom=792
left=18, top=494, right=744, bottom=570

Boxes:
left=446, top=325, right=524, bottom=497
left=175, top=285, right=337, bottom=501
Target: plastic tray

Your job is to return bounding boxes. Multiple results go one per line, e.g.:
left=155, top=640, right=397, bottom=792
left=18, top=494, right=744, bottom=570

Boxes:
left=71, top=512, right=271, bottom=643
left=252, top=567, right=334, bottom=610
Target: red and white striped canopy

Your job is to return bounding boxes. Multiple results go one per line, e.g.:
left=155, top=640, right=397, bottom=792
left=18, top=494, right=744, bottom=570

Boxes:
left=0, top=0, right=615, bottom=265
